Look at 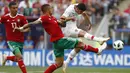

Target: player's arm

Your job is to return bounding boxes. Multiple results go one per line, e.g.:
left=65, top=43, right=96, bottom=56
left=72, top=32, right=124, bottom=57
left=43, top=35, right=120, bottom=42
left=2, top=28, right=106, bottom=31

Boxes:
left=82, top=11, right=92, bottom=30
left=25, top=19, right=41, bottom=28
left=20, top=27, right=30, bottom=32
left=59, top=16, right=75, bottom=27
left=0, top=16, right=4, bottom=24
left=57, top=19, right=67, bottom=27
left=60, top=16, right=74, bottom=21
left=0, top=18, right=1, bottom=24
left=59, top=6, right=75, bottom=27
left=18, top=19, right=42, bottom=32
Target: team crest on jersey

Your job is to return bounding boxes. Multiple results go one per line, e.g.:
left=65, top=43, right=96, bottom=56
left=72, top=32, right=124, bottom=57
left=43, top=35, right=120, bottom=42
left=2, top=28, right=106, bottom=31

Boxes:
left=7, top=20, right=10, bottom=22
left=49, top=18, right=51, bottom=20
left=17, top=19, right=20, bottom=22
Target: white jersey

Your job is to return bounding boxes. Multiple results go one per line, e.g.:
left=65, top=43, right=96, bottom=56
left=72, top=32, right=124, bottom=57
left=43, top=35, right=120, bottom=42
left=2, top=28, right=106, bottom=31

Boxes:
left=61, top=4, right=82, bottom=37
left=62, top=4, right=78, bottom=28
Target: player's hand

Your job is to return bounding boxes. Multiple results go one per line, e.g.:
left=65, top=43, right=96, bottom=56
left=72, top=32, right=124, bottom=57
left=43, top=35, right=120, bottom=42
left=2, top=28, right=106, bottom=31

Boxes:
left=14, top=27, right=24, bottom=32
left=70, top=17, right=75, bottom=21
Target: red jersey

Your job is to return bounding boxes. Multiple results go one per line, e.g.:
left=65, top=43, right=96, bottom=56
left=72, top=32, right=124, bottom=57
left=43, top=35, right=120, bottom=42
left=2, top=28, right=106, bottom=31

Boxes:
left=0, top=13, right=28, bottom=42
left=39, top=15, right=64, bottom=42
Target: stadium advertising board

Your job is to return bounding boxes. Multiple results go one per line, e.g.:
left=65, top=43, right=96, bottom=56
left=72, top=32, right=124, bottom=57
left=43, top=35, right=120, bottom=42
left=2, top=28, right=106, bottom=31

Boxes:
left=0, top=49, right=45, bottom=66
left=0, top=46, right=130, bottom=67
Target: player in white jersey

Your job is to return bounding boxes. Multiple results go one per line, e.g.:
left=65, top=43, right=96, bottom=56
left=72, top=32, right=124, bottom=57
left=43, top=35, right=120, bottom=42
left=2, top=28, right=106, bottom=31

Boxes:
left=60, top=3, right=110, bottom=73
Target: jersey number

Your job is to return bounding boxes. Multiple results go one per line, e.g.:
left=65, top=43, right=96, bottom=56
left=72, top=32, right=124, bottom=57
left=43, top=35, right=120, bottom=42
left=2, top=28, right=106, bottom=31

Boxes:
left=11, top=22, right=18, bottom=32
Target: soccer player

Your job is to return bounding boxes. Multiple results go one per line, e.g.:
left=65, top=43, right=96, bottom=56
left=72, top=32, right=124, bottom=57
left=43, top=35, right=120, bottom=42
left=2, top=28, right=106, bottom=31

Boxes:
left=60, top=3, right=110, bottom=73
left=16, top=4, right=107, bottom=73
left=0, top=2, right=30, bottom=73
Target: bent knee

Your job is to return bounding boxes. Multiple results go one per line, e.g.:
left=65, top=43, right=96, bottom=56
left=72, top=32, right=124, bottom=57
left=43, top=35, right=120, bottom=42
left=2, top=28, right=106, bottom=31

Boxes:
left=74, top=48, right=81, bottom=53
left=16, top=56, right=23, bottom=60
left=76, top=41, right=85, bottom=49
left=57, top=62, right=64, bottom=68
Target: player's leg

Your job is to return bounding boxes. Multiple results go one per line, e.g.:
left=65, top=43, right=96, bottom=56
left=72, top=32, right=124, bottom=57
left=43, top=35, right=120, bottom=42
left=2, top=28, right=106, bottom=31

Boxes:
left=3, top=41, right=27, bottom=73
left=65, top=48, right=80, bottom=64
left=62, top=28, right=80, bottom=67
left=62, top=27, right=108, bottom=73
left=78, top=29, right=110, bottom=44
left=63, top=28, right=108, bottom=67
left=44, top=57, right=64, bottom=73
left=2, top=42, right=18, bottom=66
left=53, top=37, right=107, bottom=73
left=75, top=40, right=107, bottom=54
left=44, top=37, right=80, bottom=73
left=62, top=41, right=107, bottom=73
left=15, top=50, right=27, bottom=73
left=44, top=43, right=64, bottom=73
left=62, top=28, right=82, bottom=69
left=63, top=48, right=80, bottom=73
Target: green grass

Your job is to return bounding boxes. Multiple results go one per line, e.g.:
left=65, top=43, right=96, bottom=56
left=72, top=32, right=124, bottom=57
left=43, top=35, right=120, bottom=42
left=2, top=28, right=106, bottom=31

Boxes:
left=0, top=66, right=130, bottom=73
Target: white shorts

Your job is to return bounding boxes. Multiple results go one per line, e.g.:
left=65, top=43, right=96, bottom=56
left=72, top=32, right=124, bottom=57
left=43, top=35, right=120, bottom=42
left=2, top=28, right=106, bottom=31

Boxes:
left=61, top=27, right=81, bottom=37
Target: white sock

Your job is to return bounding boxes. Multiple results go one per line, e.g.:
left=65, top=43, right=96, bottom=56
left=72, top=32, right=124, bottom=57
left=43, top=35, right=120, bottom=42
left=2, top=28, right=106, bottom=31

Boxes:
left=65, top=49, right=77, bottom=64
left=84, top=33, right=100, bottom=41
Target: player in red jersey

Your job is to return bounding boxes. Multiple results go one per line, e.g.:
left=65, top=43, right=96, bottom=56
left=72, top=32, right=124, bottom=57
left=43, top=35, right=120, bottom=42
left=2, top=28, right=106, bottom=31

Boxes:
left=0, top=2, right=30, bottom=73
left=16, top=4, right=107, bottom=73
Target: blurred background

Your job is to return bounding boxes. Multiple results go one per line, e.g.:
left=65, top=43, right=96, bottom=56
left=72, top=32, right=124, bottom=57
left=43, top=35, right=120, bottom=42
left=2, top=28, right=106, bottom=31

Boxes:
left=0, top=0, right=130, bottom=73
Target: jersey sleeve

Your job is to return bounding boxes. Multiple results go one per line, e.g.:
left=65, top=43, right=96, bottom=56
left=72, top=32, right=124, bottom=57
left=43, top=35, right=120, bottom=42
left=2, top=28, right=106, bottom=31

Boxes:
left=0, top=16, right=5, bottom=23
left=62, top=6, right=71, bottom=17
left=37, top=17, right=42, bottom=23
left=37, top=16, right=46, bottom=23
left=22, top=16, right=28, bottom=25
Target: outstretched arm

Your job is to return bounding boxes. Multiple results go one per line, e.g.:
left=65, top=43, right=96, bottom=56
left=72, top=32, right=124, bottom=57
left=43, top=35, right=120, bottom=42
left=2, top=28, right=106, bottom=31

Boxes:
left=58, top=16, right=75, bottom=27
left=82, top=11, right=92, bottom=30
left=20, top=27, right=30, bottom=32
left=57, top=19, right=67, bottom=27
left=23, top=19, right=41, bottom=29
left=60, top=16, right=75, bottom=22
left=17, top=19, right=42, bottom=32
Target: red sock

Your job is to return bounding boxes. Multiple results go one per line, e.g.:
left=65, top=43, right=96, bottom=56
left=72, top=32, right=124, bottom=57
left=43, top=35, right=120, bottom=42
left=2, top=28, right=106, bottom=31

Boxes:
left=18, top=59, right=27, bottom=73
left=83, top=45, right=98, bottom=53
left=44, top=64, right=58, bottom=73
left=7, top=56, right=17, bottom=62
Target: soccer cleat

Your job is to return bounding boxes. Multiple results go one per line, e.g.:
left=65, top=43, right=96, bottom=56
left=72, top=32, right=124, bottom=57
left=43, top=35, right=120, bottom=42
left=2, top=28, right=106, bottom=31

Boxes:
left=98, top=37, right=110, bottom=45
left=97, top=42, right=107, bottom=55
left=62, top=61, right=68, bottom=73
left=2, top=54, right=7, bottom=66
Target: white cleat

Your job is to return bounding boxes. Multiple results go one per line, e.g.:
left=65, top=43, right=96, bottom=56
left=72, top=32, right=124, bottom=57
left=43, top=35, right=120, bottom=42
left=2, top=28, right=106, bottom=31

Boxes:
left=62, top=61, right=68, bottom=73
left=2, top=54, right=7, bottom=66
left=98, top=37, right=110, bottom=45
left=97, top=42, right=107, bottom=55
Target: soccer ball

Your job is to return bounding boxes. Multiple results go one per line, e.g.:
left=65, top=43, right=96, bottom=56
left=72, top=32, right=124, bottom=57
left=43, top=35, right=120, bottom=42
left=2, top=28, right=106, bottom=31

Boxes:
left=113, top=40, right=124, bottom=50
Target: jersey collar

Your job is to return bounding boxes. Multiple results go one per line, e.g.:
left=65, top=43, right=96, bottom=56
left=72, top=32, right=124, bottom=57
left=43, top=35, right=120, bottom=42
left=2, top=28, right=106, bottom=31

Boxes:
left=9, top=13, right=18, bottom=18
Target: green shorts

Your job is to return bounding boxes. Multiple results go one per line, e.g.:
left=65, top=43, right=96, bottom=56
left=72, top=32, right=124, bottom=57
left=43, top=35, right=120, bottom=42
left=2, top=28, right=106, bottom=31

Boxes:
left=53, top=37, right=79, bottom=57
left=7, top=41, right=23, bottom=55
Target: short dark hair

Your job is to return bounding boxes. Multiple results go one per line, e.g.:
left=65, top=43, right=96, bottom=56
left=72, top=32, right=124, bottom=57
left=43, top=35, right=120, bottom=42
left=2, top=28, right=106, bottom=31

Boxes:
left=41, top=4, right=50, bottom=13
left=76, top=3, right=86, bottom=11
left=9, top=1, right=17, bottom=7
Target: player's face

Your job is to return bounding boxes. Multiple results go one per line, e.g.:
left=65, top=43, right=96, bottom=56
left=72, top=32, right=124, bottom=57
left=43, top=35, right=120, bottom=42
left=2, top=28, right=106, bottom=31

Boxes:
left=48, top=7, right=53, bottom=15
left=75, top=7, right=84, bottom=14
left=9, top=5, right=18, bottom=15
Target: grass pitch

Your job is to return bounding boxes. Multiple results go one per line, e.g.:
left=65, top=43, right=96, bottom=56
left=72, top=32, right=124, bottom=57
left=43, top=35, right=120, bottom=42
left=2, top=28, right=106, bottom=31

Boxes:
left=0, top=66, right=130, bottom=73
